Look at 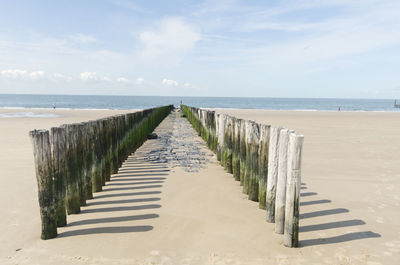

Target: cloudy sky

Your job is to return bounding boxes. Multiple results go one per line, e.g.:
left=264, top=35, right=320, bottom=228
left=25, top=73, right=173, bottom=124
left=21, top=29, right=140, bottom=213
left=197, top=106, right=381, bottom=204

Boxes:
left=0, top=0, right=399, bottom=98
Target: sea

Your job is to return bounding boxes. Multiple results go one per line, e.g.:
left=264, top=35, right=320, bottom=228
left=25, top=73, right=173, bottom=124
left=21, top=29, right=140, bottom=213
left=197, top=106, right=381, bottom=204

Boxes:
left=0, top=94, right=399, bottom=112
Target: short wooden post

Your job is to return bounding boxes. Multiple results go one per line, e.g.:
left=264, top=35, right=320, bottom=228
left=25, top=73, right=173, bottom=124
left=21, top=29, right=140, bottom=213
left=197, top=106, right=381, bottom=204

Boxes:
left=50, top=127, right=67, bottom=227
left=29, top=129, right=57, bottom=239
left=266, top=127, right=282, bottom=222
left=284, top=133, right=304, bottom=247
left=274, top=129, right=292, bottom=234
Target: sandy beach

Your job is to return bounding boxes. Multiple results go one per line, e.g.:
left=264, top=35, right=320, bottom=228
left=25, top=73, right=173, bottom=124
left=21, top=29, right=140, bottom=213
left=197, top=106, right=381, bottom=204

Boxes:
left=0, top=108, right=399, bottom=264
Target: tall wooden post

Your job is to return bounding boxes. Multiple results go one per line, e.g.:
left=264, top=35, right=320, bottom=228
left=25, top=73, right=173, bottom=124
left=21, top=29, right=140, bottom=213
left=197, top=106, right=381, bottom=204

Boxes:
left=29, top=130, right=57, bottom=239
left=266, top=127, right=282, bottom=222
left=284, top=133, right=304, bottom=247
left=63, top=124, right=81, bottom=214
left=247, top=122, right=260, bottom=201
left=232, top=118, right=241, bottom=181
left=275, top=129, right=292, bottom=234
left=257, top=124, right=270, bottom=209
left=50, top=127, right=67, bottom=227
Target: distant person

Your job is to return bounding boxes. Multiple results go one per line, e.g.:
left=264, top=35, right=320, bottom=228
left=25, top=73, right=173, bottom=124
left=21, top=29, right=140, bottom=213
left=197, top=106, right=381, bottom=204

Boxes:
left=53, top=103, right=56, bottom=110
left=338, top=106, right=341, bottom=111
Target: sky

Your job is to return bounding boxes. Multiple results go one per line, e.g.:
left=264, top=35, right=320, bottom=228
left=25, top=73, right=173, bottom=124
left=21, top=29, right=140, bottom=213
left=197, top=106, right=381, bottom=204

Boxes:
left=0, top=0, right=400, bottom=98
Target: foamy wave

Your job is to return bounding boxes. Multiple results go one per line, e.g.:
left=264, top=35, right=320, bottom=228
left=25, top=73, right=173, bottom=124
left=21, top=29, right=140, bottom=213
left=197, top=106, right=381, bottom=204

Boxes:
left=0, top=112, right=60, bottom=118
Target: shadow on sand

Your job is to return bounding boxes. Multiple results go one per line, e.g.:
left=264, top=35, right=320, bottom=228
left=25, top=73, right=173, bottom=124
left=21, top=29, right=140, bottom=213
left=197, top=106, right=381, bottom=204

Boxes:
left=58, top=156, right=167, bottom=238
left=299, top=183, right=381, bottom=247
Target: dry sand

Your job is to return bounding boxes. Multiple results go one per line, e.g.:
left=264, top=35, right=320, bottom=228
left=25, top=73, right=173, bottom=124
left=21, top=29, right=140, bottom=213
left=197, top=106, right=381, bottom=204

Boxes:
left=0, top=108, right=399, bottom=264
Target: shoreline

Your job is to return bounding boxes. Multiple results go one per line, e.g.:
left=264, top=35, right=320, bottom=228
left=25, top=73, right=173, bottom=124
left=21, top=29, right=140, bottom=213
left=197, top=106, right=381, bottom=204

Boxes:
left=1, top=106, right=400, bottom=113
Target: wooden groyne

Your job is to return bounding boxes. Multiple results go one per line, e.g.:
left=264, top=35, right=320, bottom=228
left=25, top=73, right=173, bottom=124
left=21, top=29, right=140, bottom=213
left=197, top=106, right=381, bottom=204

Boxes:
left=30, top=105, right=173, bottom=239
left=181, top=105, right=304, bottom=247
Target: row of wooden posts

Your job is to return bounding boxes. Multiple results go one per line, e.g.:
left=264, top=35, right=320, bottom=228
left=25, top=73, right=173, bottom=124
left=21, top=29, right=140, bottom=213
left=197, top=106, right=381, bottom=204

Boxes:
left=29, top=105, right=173, bottom=239
left=181, top=105, right=304, bottom=247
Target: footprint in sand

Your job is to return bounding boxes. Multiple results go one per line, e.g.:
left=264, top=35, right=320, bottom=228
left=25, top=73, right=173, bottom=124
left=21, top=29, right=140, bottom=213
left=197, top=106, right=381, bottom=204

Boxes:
left=376, top=217, right=384, bottom=224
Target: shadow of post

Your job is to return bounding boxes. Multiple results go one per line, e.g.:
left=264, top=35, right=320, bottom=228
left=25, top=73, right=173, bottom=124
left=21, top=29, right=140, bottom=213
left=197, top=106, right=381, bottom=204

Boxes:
left=299, top=183, right=381, bottom=247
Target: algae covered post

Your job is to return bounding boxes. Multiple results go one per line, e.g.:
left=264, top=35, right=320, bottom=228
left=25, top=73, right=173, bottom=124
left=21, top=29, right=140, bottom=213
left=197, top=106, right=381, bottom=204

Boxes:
left=181, top=105, right=304, bottom=248
left=29, top=129, right=57, bottom=239
left=30, top=105, right=173, bottom=239
left=257, top=124, right=270, bottom=209
left=50, top=126, right=67, bottom=227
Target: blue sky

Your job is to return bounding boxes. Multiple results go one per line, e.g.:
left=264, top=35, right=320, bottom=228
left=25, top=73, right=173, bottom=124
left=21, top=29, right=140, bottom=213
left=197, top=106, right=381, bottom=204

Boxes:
left=0, top=0, right=399, bottom=98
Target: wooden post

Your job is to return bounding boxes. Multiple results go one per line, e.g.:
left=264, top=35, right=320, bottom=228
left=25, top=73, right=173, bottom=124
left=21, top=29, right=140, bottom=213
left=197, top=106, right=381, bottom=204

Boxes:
left=247, top=122, right=260, bottom=201
left=92, top=120, right=103, bottom=192
left=239, top=119, right=247, bottom=186
left=266, top=127, right=282, bottom=222
left=284, top=133, right=304, bottom=247
left=257, top=124, right=270, bottom=209
left=76, top=123, right=87, bottom=206
left=29, top=129, right=57, bottom=239
left=83, top=122, right=93, bottom=200
left=275, top=129, right=292, bottom=234
left=232, top=118, right=241, bottom=181
left=223, top=116, right=233, bottom=173
left=63, top=124, right=81, bottom=214
left=50, top=127, right=67, bottom=227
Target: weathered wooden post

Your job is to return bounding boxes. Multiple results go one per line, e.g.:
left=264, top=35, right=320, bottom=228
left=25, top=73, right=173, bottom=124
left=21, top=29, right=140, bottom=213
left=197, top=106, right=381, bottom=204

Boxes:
left=83, top=122, right=93, bottom=200
left=239, top=120, right=247, bottom=186
left=50, top=127, right=67, bottom=227
left=30, top=129, right=57, bottom=239
left=92, top=120, right=103, bottom=192
left=257, top=124, right=270, bottom=209
left=284, top=133, right=304, bottom=247
left=247, top=122, right=260, bottom=201
left=232, top=118, right=241, bottom=181
left=63, top=124, right=81, bottom=214
left=275, top=129, right=292, bottom=233
left=217, top=114, right=226, bottom=162
left=266, top=127, right=282, bottom=222
left=75, top=123, right=87, bottom=206
left=223, top=116, right=233, bottom=173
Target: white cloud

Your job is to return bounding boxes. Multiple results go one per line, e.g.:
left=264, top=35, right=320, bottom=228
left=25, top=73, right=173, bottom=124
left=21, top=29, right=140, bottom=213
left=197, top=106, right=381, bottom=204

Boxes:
left=80, top=72, right=97, bottom=81
left=183, top=82, right=192, bottom=87
left=0, top=69, right=28, bottom=79
left=136, top=77, right=144, bottom=84
left=30, top=70, right=45, bottom=79
left=116, top=77, right=129, bottom=83
left=68, top=33, right=97, bottom=44
left=162, top=78, right=179, bottom=87
left=139, top=17, right=200, bottom=63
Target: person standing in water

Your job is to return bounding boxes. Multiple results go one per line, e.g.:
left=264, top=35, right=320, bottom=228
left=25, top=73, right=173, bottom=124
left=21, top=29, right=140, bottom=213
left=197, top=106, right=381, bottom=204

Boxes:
left=53, top=103, right=56, bottom=110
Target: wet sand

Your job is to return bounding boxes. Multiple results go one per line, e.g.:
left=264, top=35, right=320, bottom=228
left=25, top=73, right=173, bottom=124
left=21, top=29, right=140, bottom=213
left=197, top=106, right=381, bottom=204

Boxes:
left=0, top=108, right=399, bottom=264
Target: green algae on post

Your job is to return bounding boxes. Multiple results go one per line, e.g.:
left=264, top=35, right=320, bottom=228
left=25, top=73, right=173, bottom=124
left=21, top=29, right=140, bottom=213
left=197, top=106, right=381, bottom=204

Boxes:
left=29, top=129, right=57, bottom=239
left=50, top=127, right=67, bottom=227
left=30, top=105, right=173, bottom=239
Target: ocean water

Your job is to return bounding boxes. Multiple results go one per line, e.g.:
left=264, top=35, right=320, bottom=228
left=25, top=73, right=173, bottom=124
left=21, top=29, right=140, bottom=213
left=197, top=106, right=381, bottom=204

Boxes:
left=0, top=94, right=399, bottom=112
